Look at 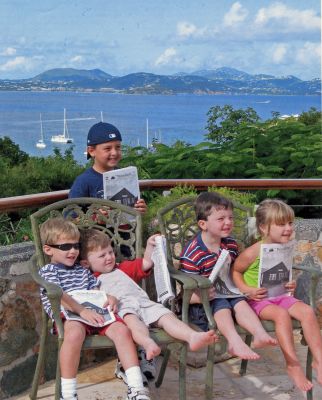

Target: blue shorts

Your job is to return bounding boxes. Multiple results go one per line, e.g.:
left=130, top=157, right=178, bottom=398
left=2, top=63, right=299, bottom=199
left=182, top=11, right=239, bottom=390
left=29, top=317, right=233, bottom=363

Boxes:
left=189, top=296, right=245, bottom=332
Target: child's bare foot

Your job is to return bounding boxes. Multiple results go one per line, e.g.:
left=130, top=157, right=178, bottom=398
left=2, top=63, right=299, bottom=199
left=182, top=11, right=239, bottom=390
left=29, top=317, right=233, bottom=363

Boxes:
left=228, top=341, right=260, bottom=360
left=312, top=360, right=322, bottom=385
left=252, top=332, right=278, bottom=349
left=144, top=340, right=161, bottom=360
left=287, top=364, right=313, bottom=391
left=188, top=330, right=217, bottom=351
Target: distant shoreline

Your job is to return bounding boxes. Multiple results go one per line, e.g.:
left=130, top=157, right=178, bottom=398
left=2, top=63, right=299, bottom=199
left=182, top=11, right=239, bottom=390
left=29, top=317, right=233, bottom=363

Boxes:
left=1, top=66, right=320, bottom=96
left=0, top=88, right=320, bottom=96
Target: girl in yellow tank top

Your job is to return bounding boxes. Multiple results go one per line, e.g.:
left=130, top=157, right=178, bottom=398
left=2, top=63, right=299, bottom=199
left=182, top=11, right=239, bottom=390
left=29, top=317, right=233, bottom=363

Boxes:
left=232, top=199, right=322, bottom=392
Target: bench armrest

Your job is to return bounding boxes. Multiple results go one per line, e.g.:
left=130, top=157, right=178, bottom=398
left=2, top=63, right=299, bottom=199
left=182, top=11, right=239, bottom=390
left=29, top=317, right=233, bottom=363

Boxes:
left=28, top=254, right=64, bottom=338
left=169, top=267, right=200, bottom=290
left=179, top=273, right=216, bottom=330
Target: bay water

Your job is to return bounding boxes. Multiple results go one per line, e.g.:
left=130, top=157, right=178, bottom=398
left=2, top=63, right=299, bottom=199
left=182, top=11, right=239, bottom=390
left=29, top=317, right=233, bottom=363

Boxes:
left=0, top=91, right=320, bottom=164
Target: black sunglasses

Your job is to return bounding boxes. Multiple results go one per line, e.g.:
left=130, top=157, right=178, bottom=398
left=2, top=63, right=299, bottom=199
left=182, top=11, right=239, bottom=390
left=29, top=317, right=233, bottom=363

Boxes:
left=47, top=243, right=81, bottom=251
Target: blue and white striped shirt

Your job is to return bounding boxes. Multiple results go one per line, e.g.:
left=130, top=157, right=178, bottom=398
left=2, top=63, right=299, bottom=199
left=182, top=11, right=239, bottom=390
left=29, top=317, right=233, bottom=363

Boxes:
left=39, top=263, right=99, bottom=319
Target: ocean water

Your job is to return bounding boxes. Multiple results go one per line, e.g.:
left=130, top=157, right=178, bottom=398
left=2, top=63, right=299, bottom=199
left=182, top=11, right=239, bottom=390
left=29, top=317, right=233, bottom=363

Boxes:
left=0, top=91, right=320, bottom=164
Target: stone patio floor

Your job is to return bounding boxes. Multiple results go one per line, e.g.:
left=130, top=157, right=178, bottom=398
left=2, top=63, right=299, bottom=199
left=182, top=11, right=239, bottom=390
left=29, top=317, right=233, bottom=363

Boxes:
left=12, top=334, right=322, bottom=400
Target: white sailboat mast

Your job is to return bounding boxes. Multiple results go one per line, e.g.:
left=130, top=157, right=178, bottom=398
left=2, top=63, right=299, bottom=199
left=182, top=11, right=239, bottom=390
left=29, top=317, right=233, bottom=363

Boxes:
left=40, top=113, right=44, bottom=140
left=63, top=108, right=69, bottom=139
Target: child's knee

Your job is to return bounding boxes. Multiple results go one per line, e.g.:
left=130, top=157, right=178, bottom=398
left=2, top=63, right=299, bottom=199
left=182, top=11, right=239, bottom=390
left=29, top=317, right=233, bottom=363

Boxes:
left=298, top=303, right=317, bottom=322
left=107, top=321, right=132, bottom=339
left=273, top=307, right=290, bottom=322
left=64, top=327, right=86, bottom=345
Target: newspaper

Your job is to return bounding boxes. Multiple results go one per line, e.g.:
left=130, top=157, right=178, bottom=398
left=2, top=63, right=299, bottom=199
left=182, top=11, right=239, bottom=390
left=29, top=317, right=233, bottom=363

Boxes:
left=62, top=290, right=116, bottom=327
left=258, top=240, right=295, bottom=298
left=209, top=249, right=242, bottom=298
left=103, top=166, right=140, bottom=208
left=151, top=236, right=175, bottom=305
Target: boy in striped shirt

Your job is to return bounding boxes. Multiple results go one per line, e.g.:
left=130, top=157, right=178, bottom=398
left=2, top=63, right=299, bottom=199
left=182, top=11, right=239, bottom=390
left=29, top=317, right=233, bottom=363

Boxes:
left=180, top=192, right=277, bottom=360
left=39, top=217, right=150, bottom=400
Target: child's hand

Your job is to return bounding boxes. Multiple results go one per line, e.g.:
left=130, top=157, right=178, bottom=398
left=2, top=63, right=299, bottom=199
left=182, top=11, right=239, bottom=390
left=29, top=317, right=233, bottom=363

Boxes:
left=79, top=308, right=105, bottom=326
left=246, top=287, right=268, bottom=301
left=285, top=280, right=296, bottom=295
left=142, top=233, right=162, bottom=272
left=105, top=295, right=118, bottom=313
left=134, top=199, right=147, bottom=214
left=91, top=208, right=109, bottom=225
left=98, top=208, right=109, bottom=216
left=147, top=233, right=161, bottom=247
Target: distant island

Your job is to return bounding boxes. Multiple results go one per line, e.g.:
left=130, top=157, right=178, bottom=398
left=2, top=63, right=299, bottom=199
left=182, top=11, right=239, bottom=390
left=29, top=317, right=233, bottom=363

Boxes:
left=0, top=66, right=320, bottom=95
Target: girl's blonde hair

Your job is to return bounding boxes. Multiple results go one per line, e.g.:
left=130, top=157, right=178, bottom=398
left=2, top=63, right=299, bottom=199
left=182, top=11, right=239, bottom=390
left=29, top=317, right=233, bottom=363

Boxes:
left=40, top=217, right=80, bottom=245
left=80, top=228, right=111, bottom=260
left=255, top=199, right=294, bottom=235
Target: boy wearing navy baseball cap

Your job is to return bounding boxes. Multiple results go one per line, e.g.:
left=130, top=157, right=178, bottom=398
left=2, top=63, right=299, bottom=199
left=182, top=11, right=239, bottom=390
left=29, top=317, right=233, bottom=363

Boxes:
left=69, top=122, right=146, bottom=214
left=69, top=122, right=151, bottom=385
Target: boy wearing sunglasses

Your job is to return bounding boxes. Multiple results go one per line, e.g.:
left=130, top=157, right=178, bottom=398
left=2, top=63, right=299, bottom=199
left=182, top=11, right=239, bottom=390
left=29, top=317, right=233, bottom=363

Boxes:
left=39, top=217, right=151, bottom=400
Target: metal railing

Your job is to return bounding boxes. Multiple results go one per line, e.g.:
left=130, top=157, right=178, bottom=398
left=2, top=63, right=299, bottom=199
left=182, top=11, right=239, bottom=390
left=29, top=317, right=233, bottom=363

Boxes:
left=0, top=178, right=321, bottom=213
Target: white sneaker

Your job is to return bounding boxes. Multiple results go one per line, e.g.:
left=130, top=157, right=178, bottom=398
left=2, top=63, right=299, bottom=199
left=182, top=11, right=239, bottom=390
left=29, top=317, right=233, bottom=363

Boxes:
left=138, top=348, right=157, bottom=380
left=115, top=358, right=148, bottom=387
left=60, top=395, right=78, bottom=400
left=126, top=386, right=151, bottom=400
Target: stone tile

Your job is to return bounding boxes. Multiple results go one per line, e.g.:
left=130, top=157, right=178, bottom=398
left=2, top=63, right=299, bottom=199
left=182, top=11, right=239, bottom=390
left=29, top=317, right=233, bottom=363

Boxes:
left=11, top=338, right=322, bottom=400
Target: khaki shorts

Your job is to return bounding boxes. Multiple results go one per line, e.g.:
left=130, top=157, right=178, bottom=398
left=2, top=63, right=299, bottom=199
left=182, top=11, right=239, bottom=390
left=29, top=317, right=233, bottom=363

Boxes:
left=119, top=298, right=173, bottom=326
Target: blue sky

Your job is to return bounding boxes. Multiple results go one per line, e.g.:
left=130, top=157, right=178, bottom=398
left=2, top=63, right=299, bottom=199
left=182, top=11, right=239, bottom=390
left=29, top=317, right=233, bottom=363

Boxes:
left=0, top=0, right=320, bottom=80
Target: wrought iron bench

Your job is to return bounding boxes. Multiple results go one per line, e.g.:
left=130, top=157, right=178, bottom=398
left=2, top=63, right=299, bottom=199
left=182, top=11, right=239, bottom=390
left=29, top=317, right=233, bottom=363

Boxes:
left=28, top=197, right=199, bottom=400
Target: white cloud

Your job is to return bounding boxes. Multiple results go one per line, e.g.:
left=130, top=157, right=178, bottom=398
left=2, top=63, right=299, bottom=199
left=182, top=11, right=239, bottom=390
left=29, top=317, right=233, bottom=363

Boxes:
left=0, top=56, right=29, bottom=71
left=176, top=21, right=208, bottom=39
left=155, top=47, right=178, bottom=66
left=296, top=42, right=321, bottom=65
left=272, top=44, right=287, bottom=63
left=153, top=47, right=201, bottom=71
left=255, top=2, right=320, bottom=31
left=223, top=2, right=248, bottom=27
left=70, top=55, right=83, bottom=63
left=177, top=22, right=197, bottom=38
left=1, top=47, right=17, bottom=56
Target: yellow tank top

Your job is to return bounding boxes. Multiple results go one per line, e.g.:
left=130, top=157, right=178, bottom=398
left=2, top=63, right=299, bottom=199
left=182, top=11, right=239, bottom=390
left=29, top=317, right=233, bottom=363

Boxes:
left=243, top=257, right=260, bottom=287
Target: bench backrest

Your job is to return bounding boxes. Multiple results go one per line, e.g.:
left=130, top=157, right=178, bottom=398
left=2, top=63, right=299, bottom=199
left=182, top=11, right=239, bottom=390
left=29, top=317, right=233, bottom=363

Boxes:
left=157, top=196, right=253, bottom=270
left=30, top=197, right=143, bottom=267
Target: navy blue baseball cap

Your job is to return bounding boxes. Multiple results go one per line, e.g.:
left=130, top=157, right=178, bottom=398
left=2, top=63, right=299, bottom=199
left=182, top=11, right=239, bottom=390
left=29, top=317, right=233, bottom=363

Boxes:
left=87, top=122, right=122, bottom=159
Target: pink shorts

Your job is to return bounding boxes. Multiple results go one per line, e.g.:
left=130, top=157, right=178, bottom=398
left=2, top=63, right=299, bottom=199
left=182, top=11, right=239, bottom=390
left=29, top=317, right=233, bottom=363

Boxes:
left=248, top=295, right=300, bottom=316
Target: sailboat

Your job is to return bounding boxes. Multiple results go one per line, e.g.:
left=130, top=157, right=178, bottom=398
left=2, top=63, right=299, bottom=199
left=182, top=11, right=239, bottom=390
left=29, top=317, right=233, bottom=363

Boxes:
left=36, top=113, right=46, bottom=149
left=51, top=108, right=73, bottom=144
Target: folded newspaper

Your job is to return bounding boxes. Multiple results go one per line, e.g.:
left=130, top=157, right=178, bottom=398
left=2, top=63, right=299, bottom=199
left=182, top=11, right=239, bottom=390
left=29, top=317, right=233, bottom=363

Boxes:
left=62, top=290, right=116, bottom=327
left=208, top=249, right=242, bottom=298
left=258, top=240, right=295, bottom=298
left=151, top=236, right=175, bottom=305
left=103, top=166, right=140, bottom=208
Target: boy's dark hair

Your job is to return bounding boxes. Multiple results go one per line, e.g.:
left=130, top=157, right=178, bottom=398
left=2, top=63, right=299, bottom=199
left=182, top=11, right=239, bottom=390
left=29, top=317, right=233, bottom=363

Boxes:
left=80, top=228, right=112, bottom=261
left=194, top=192, right=234, bottom=221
